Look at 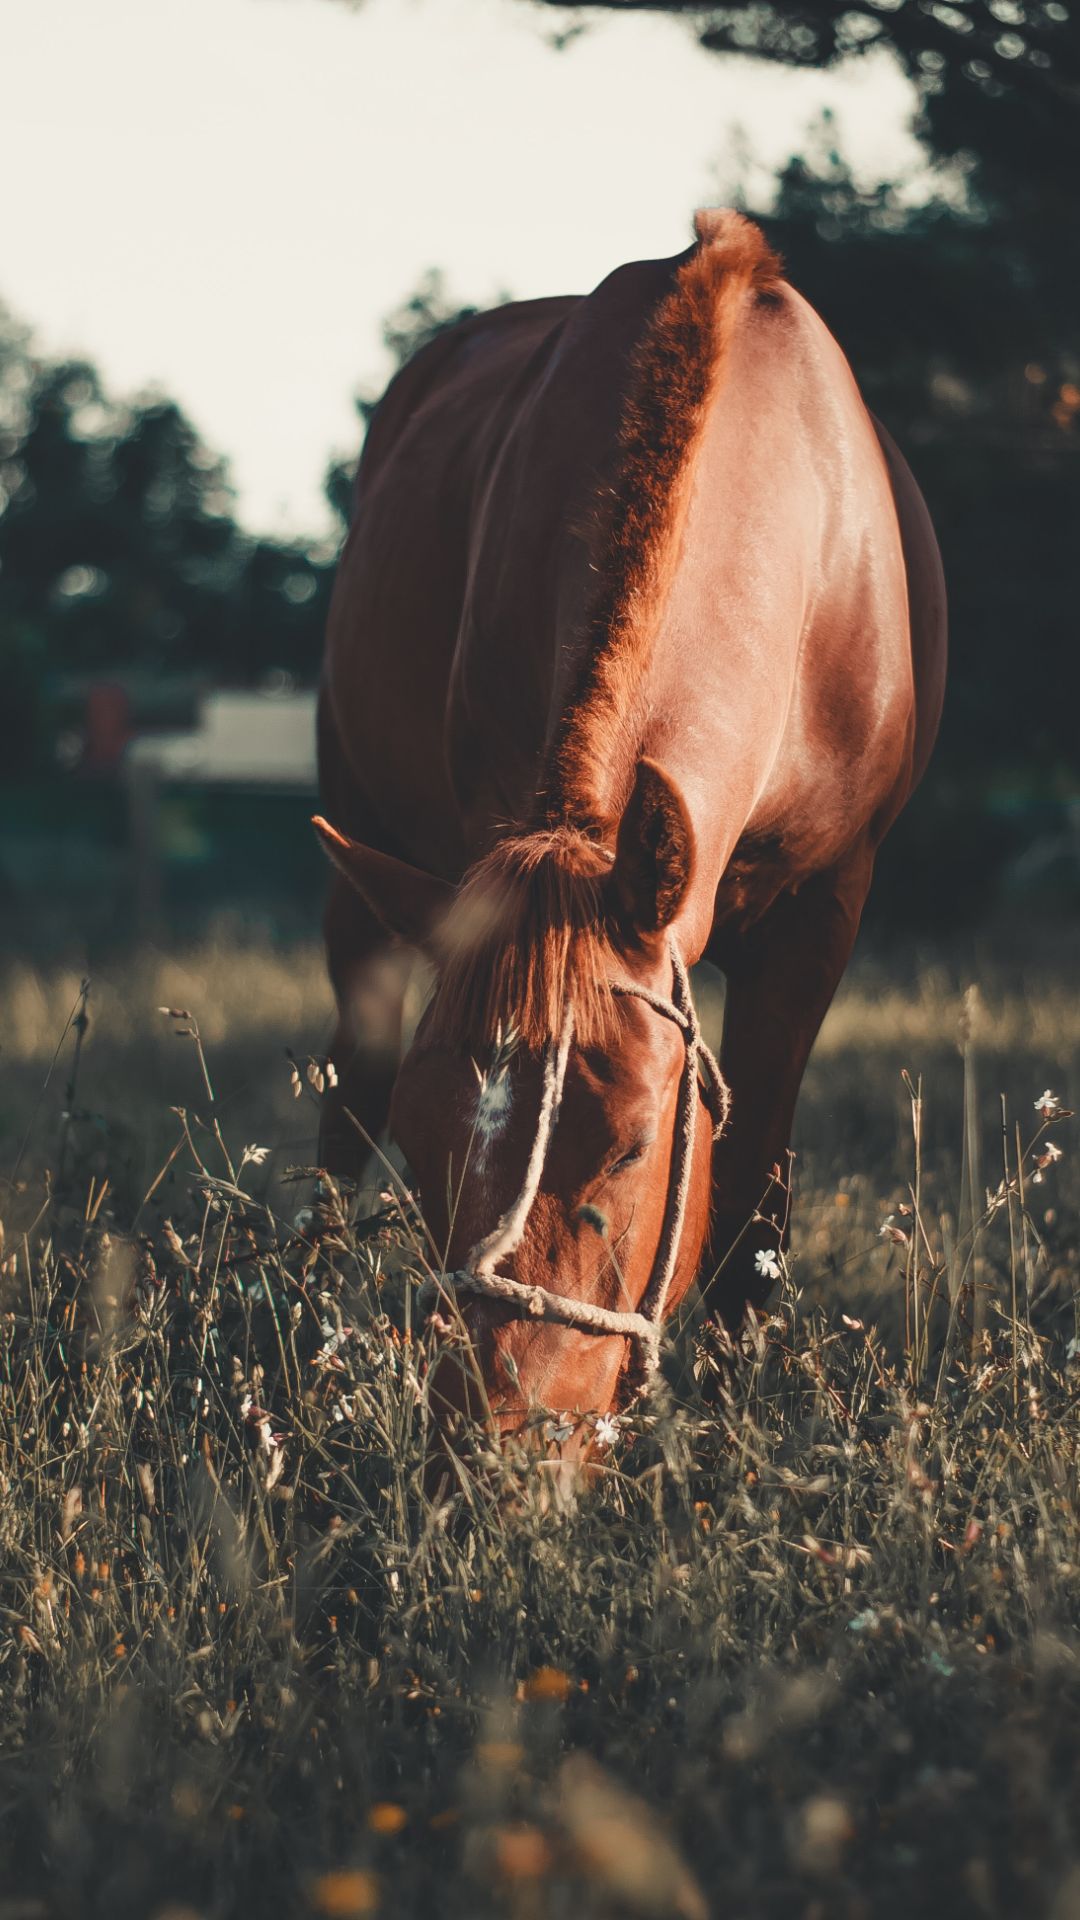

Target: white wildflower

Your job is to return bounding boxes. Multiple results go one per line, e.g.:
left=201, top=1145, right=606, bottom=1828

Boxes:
left=1035, top=1089, right=1062, bottom=1119
left=314, top=1319, right=345, bottom=1363
left=240, top=1143, right=270, bottom=1168
left=754, top=1248, right=781, bottom=1281
left=1044, top=1141, right=1063, bottom=1162
left=594, top=1414, right=620, bottom=1448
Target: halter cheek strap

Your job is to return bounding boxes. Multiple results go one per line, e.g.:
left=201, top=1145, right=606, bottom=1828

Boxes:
left=417, top=935, right=730, bottom=1383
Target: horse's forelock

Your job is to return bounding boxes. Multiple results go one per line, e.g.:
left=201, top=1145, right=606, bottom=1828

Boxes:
left=428, top=828, right=620, bottom=1052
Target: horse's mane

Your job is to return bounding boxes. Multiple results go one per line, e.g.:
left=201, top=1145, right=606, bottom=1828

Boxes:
left=429, top=213, right=781, bottom=1052
left=427, top=828, right=620, bottom=1052
left=543, top=208, right=782, bottom=827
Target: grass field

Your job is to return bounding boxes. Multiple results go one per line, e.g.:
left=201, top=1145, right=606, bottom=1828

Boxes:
left=2, top=933, right=1079, bottom=1919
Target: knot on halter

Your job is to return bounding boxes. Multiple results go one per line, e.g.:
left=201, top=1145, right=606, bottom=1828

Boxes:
left=417, top=935, right=729, bottom=1383
left=612, top=943, right=730, bottom=1148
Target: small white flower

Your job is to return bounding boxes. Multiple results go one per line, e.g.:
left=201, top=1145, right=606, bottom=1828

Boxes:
left=1032, top=1138, right=1063, bottom=1183
left=594, top=1414, right=620, bottom=1448
left=240, top=1143, right=270, bottom=1167
left=754, top=1248, right=781, bottom=1281
left=1035, top=1089, right=1062, bottom=1119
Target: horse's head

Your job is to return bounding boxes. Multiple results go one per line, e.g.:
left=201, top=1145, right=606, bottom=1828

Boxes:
left=315, top=760, right=726, bottom=1457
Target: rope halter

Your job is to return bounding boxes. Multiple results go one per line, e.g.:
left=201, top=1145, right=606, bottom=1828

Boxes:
left=417, top=935, right=730, bottom=1383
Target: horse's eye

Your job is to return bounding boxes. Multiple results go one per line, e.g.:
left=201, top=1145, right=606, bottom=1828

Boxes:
left=608, top=1140, right=647, bottom=1176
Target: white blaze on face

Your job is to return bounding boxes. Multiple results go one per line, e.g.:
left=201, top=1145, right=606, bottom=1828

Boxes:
left=473, top=1065, right=513, bottom=1163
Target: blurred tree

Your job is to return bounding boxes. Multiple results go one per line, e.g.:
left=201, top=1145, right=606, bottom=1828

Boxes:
left=0, top=303, right=334, bottom=731
left=521, top=0, right=1080, bottom=188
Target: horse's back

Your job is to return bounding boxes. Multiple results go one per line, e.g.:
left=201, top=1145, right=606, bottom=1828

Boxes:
left=322, top=225, right=945, bottom=896
left=320, top=295, right=577, bottom=871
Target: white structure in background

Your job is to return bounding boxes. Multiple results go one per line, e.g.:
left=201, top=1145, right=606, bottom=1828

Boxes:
left=127, top=688, right=318, bottom=788
left=126, top=687, right=318, bottom=923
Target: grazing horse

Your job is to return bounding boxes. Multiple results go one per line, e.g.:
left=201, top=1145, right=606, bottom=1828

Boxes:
left=315, top=209, right=946, bottom=1442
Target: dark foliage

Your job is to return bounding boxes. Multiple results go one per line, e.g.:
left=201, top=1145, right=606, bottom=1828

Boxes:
left=0, top=312, right=334, bottom=772
left=529, top=0, right=1080, bottom=200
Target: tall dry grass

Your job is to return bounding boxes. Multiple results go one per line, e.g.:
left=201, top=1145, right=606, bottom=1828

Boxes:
left=1, top=938, right=1079, bottom=1918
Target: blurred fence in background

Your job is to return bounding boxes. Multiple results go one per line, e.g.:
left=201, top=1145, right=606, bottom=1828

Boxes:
left=1, top=683, right=325, bottom=954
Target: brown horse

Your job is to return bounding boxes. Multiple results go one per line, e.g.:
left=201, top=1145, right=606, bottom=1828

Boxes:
left=314, top=209, right=945, bottom=1444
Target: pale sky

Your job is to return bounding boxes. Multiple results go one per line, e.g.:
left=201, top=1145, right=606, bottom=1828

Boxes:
left=1, top=0, right=926, bottom=538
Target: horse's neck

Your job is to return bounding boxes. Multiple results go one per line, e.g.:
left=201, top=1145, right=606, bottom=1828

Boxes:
left=546, top=357, right=811, bottom=949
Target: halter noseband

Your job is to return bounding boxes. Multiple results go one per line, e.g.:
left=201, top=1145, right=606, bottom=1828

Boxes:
left=417, top=936, right=730, bottom=1383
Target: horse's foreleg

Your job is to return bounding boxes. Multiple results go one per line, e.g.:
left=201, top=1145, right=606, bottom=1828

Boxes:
left=703, top=849, right=873, bottom=1327
left=319, top=874, right=407, bottom=1185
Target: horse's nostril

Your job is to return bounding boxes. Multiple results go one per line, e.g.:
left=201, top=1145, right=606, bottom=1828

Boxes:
left=547, top=1242, right=558, bottom=1264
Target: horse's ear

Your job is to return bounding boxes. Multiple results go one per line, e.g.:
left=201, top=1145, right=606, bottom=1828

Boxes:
left=313, top=817, right=454, bottom=946
left=610, top=759, right=695, bottom=935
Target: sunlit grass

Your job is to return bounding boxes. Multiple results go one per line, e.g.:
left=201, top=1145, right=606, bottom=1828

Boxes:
left=1, top=941, right=1080, bottom=1914
left=5, top=936, right=1080, bottom=1066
